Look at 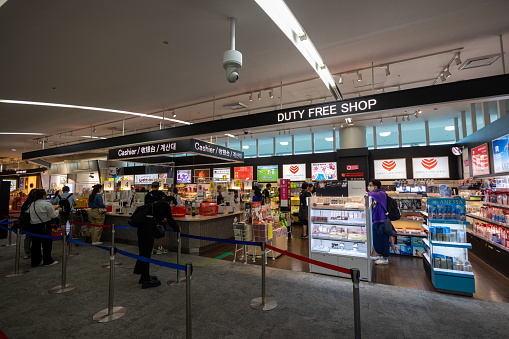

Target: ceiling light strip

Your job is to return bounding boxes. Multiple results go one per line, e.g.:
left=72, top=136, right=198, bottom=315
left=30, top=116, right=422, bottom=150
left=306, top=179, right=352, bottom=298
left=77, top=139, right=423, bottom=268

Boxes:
left=0, top=99, right=192, bottom=125
left=255, top=0, right=342, bottom=100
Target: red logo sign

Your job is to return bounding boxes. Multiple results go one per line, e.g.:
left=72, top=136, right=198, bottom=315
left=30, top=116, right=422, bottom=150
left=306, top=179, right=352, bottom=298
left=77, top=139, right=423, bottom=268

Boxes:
left=289, top=165, right=300, bottom=174
left=382, top=160, right=396, bottom=171
left=421, top=158, right=438, bottom=170
left=346, top=165, right=359, bottom=171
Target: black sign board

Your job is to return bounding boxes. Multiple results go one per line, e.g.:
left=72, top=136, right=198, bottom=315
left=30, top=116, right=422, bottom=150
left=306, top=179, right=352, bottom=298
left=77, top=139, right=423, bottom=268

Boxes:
left=108, top=139, right=243, bottom=163
left=315, top=180, right=349, bottom=197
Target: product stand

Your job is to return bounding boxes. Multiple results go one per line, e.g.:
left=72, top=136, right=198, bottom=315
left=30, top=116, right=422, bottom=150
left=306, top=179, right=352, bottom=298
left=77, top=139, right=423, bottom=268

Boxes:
left=93, top=224, right=127, bottom=322
left=49, top=232, right=77, bottom=294
left=250, top=242, right=277, bottom=311
left=102, top=224, right=122, bottom=268
left=5, top=228, right=28, bottom=277
left=168, top=231, right=186, bottom=285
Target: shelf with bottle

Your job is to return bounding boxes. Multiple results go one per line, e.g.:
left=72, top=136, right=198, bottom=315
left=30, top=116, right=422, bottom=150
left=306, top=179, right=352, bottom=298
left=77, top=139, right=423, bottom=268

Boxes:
left=482, top=202, right=509, bottom=209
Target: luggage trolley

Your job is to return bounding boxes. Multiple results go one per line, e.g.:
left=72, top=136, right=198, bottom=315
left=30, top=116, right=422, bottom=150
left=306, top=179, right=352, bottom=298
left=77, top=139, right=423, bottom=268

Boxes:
left=74, top=208, right=91, bottom=243
left=232, top=222, right=253, bottom=265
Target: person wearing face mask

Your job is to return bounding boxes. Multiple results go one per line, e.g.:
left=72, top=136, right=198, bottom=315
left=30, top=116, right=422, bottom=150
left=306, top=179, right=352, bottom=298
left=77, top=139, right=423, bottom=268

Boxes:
left=367, top=179, right=390, bottom=265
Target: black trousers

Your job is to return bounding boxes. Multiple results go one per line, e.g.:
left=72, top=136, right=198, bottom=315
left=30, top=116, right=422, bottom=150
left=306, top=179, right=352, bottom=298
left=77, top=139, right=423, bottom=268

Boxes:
left=133, top=221, right=155, bottom=277
left=30, top=223, right=54, bottom=266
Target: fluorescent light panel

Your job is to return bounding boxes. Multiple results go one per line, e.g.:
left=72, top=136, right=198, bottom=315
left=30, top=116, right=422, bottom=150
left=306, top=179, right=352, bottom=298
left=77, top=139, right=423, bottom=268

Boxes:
left=0, top=132, right=46, bottom=135
left=0, top=99, right=192, bottom=125
left=255, top=0, right=341, bottom=100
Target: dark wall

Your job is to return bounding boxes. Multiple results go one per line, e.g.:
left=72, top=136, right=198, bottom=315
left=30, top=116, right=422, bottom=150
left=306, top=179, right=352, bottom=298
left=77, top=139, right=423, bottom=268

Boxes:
left=0, top=181, right=10, bottom=238
left=174, top=144, right=462, bottom=183
left=457, top=113, right=509, bottom=177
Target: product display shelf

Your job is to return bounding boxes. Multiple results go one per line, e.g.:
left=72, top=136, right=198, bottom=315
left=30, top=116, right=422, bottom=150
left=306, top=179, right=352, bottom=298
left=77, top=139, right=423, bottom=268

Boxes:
left=467, top=213, right=508, bottom=228
left=423, top=198, right=475, bottom=296
left=481, top=202, right=509, bottom=209
left=467, top=231, right=509, bottom=254
left=308, top=196, right=371, bottom=281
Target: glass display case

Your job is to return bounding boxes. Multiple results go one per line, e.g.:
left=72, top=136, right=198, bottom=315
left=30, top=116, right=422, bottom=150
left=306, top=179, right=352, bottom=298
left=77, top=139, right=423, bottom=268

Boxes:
left=422, top=197, right=475, bottom=296
left=308, top=196, right=372, bottom=281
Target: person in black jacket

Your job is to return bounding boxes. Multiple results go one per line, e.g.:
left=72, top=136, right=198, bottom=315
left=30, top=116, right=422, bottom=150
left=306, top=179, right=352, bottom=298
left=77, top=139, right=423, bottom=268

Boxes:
left=298, top=183, right=311, bottom=239
left=20, top=189, right=38, bottom=259
left=134, top=195, right=180, bottom=289
left=145, top=181, right=168, bottom=254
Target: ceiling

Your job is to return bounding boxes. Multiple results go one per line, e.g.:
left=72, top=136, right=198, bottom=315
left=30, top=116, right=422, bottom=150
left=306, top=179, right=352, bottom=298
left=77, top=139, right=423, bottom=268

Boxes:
left=1, top=0, right=508, bottom=165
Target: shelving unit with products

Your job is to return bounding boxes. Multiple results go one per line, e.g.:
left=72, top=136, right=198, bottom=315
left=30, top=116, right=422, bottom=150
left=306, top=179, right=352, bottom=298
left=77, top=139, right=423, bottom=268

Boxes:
left=422, top=198, right=475, bottom=296
left=308, top=196, right=372, bottom=281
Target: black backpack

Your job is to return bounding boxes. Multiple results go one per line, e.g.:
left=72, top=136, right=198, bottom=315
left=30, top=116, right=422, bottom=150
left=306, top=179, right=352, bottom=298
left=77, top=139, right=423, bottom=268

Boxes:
left=385, top=194, right=401, bottom=221
left=128, top=203, right=153, bottom=228
left=58, top=194, right=73, bottom=215
left=13, top=207, right=32, bottom=231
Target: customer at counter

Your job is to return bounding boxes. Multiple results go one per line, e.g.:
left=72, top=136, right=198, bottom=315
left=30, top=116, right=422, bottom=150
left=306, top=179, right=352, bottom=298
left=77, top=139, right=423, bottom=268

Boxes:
left=134, top=195, right=180, bottom=289
left=298, top=183, right=311, bottom=239
left=252, top=186, right=262, bottom=202
left=171, top=187, right=182, bottom=206
left=54, top=185, right=77, bottom=237
left=88, top=184, right=106, bottom=245
left=29, top=189, right=59, bottom=267
left=368, top=179, right=390, bottom=265
left=145, top=181, right=168, bottom=255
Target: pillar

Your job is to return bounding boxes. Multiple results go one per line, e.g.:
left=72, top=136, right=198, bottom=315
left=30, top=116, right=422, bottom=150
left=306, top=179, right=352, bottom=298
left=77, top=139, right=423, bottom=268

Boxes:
left=470, top=103, right=477, bottom=133
left=497, top=100, right=507, bottom=118
left=481, top=102, right=490, bottom=127
left=339, top=126, right=367, bottom=149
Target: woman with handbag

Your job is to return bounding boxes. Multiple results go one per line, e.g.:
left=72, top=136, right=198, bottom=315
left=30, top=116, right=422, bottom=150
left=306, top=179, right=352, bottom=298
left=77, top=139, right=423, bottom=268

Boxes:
left=87, top=184, right=106, bottom=245
left=29, top=189, right=59, bottom=267
left=367, top=179, right=390, bottom=265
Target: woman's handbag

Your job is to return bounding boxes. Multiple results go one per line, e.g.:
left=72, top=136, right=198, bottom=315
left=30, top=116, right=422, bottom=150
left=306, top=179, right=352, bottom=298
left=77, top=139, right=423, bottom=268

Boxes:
left=98, top=208, right=107, bottom=214
left=154, top=223, right=165, bottom=239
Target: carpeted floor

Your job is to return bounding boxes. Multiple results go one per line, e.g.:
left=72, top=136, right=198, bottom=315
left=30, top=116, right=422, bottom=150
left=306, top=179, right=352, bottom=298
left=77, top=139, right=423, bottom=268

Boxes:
left=1, top=235, right=508, bottom=338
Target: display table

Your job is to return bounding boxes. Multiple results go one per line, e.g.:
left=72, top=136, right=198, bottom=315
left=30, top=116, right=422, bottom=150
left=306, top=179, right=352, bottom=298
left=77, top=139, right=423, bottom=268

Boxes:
left=102, top=212, right=244, bottom=254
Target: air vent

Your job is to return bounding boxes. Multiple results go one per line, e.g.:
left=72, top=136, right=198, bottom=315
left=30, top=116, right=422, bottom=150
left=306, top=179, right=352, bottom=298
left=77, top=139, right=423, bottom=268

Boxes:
left=458, top=54, right=501, bottom=70
left=223, top=102, right=248, bottom=110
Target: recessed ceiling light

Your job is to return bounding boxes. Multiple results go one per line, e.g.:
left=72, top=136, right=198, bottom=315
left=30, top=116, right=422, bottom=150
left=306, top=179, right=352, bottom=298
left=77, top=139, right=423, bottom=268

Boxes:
left=279, top=141, right=289, bottom=146
left=379, top=132, right=391, bottom=137
left=325, top=137, right=333, bottom=142
left=444, top=126, right=455, bottom=131
left=11, top=148, right=16, bottom=151
left=242, top=145, right=249, bottom=149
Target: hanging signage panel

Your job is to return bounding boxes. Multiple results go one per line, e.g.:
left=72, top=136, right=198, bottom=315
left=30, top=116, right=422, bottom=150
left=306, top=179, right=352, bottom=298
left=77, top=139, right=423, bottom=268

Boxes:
left=257, top=165, right=278, bottom=182
left=190, top=139, right=244, bottom=161
left=282, top=164, right=306, bottom=181
left=412, top=157, right=449, bottom=179
left=108, top=140, right=186, bottom=160
left=311, top=162, right=337, bottom=181
left=213, top=168, right=231, bottom=181
left=194, top=169, right=210, bottom=182
left=492, top=134, right=509, bottom=174
left=471, top=143, right=490, bottom=176
left=234, top=166, right=253, bottom=181
left=134, top=174, right=159, bottom=185
left=374, top=159, right=407, bottom=180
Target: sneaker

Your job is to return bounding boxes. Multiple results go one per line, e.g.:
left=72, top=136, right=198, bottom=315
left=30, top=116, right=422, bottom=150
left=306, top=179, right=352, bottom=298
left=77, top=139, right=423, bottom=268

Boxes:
left=44, top=261, right=59, bottom=267
left=141, top=279, right=161, bottom=289
left=92, top=242, right=103, bottom=245
left=370, top=255, right=381, bottom=261
left=138, top=275, right=158, bottom=284
left=375, top=258, right=389, bottom=265
left=23, top=254, right=31, bottom=259
left=156, top=249, right=162, bottom=255
left=158, top=247, right=168, bottom=254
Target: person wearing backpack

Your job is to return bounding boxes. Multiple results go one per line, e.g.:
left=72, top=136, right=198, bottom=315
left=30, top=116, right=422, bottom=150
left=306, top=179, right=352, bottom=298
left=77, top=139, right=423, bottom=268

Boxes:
left=133, top=195, right=180, bottom=289
left=367, top=179, right=390, bottom=265
left=54, top=186, right=77, bottom=238
left=29, top=189, right=59, bottom=267
left=145, top=181, right=168, bottom=254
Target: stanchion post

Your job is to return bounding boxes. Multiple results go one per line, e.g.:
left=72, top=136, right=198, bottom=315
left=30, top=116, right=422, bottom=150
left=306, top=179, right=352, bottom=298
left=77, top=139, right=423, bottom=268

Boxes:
left=102, top=224, right=121, bottom=268
left=185, top=262, right=193, bottom=339
left=7, top=216, right=13, bottom=246
left=168, top=231, right=185, bottom=285
left=250, top=242, right=277, bottom=311
left=5, top=228, right=28, bottom=277
left=350, top=268, right=361, bottom=339
left=93, top=224, right=127, bottom=322
left=49, top=231, right=77, bottom=293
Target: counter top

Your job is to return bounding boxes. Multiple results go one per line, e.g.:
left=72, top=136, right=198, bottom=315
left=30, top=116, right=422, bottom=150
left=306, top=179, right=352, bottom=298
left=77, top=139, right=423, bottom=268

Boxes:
left=106, top=211, right=244, bottom=222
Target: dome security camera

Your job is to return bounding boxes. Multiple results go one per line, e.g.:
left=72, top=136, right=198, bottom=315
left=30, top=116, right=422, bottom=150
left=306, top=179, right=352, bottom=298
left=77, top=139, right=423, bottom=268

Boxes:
left=223, top=49, right=242, bottom=83
left=243, top=129, right=250, bottom=135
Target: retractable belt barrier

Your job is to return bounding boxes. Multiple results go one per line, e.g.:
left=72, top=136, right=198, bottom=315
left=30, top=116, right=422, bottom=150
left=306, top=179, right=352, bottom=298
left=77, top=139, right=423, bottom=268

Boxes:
left=72, top=221, right=112, bottom=228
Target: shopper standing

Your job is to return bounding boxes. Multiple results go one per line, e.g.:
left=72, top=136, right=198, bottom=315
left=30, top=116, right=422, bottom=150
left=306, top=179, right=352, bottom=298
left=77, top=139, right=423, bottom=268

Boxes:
left=54, top=185, right=77, bottom=237
left=171, top=187, right=182, bottom=206
left=298, top=182, right=311, bottom=239
left=368, top=179, right=390, bottom=265
left=252, top=186, right=262, bottom=202
left=145, top=181, right=168, bottom=255
left=88, top=184, right=106, bottom=245
left=216, top=184, right=224, bottom=205
left=134, top=195, right=180, bottom=289
left=29, top=189, right=59, bottom=267
left=20, top=188, right=38, bottom=259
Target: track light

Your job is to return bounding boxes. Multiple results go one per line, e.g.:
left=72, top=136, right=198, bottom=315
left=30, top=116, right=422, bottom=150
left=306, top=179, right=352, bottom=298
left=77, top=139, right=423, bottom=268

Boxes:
left=258, top=92, right=262, bottom=100
left=414, top=112, right=419, bottom=118
left=249, top=93, right=253, bottom=101
left=443, top=69, right=451, bottom=78
left=269, top=89, right=274, bottom=98
left=385, top=65, right=390, bottom=76
left=440, top=74, right=446, bottom=82
left=333, top=125, right=336, bottom=130
left=357, top=71, right=362, bottom=82
left=340, top=124, right=344, bottom=128
left=172, top=110, right=176, bottom=118
left=455, top=53, right=462, bottom=66
left=407, top=116, right=410, bottom=121
left=380, top=118, right=383, bottom=124
left=417, top=110, right=422, bottom=114
left=338, top=74, right=343, bottom=84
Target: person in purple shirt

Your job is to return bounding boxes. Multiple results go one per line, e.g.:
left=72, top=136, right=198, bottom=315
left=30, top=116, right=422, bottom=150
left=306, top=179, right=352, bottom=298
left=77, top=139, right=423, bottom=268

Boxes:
left=367, top=179, right=390, bottom=265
